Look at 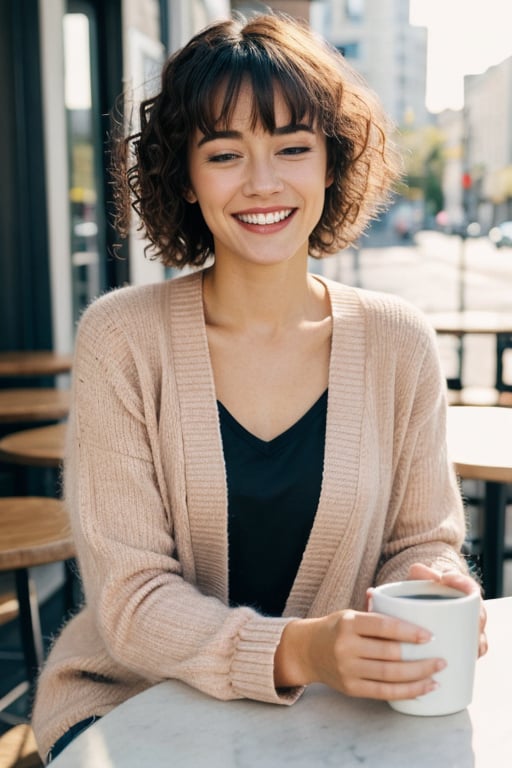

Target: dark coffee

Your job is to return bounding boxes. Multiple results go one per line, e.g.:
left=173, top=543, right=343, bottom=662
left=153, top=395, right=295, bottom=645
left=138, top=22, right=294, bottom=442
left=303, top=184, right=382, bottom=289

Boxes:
left=400, top=594, right=457, bottom=600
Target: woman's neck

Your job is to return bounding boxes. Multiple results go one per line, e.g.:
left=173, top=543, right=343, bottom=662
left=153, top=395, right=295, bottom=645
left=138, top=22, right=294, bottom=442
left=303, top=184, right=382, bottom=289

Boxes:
left=202, top=260, right=329, bottom=336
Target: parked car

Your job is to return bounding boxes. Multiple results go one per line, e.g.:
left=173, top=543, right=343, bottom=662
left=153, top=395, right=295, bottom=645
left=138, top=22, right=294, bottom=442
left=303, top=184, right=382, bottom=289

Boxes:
left=489, top=221, right=512, bottom=248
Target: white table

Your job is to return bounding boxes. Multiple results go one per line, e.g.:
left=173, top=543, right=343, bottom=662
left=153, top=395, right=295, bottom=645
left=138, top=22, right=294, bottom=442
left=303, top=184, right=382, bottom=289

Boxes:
left=52, top=598, right=512, bottom=767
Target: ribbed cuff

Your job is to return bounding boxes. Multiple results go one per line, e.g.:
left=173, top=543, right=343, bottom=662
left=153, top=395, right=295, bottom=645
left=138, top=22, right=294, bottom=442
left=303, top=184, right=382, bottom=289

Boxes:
left=230, top=616, right=304, bottom=705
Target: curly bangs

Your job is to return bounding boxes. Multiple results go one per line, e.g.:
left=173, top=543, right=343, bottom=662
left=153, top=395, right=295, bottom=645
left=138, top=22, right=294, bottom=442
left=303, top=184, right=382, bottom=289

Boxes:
left=112, top=13, right=402, bottom=267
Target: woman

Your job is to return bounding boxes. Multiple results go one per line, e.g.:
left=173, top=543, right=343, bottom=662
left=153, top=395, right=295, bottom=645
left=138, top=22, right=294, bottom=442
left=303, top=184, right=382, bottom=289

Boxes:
left=33, top=13, right=486, bottom=763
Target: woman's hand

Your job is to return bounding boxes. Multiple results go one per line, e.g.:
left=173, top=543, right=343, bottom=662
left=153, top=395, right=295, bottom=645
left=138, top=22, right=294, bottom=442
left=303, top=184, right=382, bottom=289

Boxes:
left=407, top=562, right=488, bottom=658
left=274, top=608, right=445, bottom=701
left=274, top=562, right=487, bottom=700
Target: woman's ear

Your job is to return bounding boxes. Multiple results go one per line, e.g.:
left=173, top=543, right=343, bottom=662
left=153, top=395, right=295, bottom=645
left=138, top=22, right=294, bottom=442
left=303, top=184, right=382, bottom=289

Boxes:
left=325, top=168, right=334, bottom=189
left=183, top=187, right=197, bottom=204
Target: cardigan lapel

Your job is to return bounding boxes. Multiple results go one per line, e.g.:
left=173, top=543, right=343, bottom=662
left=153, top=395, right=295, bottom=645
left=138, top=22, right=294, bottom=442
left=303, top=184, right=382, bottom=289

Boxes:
left=168, top=271, right=229, bottom=604
left=168, top=272, right=367, bottom=615
left=284, top=278, right=367, bottom=618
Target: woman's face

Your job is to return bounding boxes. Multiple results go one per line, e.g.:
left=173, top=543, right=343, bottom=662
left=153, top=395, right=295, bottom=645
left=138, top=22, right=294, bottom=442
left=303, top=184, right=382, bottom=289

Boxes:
left=186, top=83, right=332, bottom=270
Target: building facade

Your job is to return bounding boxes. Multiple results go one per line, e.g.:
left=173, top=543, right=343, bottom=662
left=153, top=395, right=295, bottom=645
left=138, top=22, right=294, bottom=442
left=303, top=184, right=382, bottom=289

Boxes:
left=436, top=109, right=465, bottom=232
left=436, top=55, right=512, bottom=234
left=312, top=0, right=427, bottom=128
left=463, top=57, right=512, bottom=229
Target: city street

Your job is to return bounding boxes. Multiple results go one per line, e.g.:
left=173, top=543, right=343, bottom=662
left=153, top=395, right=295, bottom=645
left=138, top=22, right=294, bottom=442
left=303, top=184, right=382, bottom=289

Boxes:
left=317, top=229, right=512, bottom=388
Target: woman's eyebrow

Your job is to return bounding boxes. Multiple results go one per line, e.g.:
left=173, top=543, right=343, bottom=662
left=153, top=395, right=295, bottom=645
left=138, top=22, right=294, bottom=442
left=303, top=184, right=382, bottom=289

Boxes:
left=197, top=130, right=241, bottom=147
left=197, top=123, right=315, bottom=148
left=274, top=123, right=315, bottom=136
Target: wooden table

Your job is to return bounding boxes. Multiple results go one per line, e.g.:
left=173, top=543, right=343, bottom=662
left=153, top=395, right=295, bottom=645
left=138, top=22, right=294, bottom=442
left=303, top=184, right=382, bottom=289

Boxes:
left=427, top=311, right=512, bottom=391
left=447, top=406, right=512, bottom=598
left=0, top=351, right=72, bottom=378
left=51, top=597, right=512, bottom=767
left=0, top=423, right=66, bottom=467
left=0, top=389, right=70, bottom=424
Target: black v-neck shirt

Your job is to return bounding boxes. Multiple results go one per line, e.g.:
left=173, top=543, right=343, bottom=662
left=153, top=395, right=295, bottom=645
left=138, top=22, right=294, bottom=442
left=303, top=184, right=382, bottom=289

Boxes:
left=218, top=390, right=327, bottom=617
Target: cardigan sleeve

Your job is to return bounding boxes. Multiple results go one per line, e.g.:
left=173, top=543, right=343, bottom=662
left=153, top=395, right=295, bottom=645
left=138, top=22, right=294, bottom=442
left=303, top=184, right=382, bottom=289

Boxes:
left=374, top=312, right=468, bottom=585
left=66, top=292, right=301, bottom=706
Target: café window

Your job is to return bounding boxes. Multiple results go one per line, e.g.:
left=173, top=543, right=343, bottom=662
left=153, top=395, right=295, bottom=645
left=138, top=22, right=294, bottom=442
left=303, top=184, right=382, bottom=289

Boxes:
left=63, top=4, right=106, bottom=324
left=337, top=42, right=360, bottom=59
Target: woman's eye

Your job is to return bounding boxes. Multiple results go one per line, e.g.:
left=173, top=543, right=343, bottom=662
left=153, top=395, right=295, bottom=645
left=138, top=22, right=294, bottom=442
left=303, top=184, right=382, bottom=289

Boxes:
left=279, top=146, right=311, bottom=156
left=208, top=152, right=239, bottom=163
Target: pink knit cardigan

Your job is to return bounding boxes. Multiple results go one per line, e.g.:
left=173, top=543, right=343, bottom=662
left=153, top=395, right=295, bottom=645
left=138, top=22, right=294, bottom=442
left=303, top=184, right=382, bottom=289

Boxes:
left=32, top=271, right=466, bottom=759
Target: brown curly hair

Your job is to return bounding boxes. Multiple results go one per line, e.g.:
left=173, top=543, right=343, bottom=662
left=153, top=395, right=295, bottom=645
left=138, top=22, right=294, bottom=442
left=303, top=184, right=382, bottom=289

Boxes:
left=113, top=13, right=402, bottom=267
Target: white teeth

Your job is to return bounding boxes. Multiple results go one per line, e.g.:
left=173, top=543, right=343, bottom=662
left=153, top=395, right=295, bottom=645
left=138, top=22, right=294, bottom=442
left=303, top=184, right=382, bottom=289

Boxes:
left=236, top=209, right=293, bottom=225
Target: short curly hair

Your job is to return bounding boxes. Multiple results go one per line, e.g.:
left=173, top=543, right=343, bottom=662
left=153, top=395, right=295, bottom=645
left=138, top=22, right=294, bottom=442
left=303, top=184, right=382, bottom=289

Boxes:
left=113, top=13, right=402, bottom=267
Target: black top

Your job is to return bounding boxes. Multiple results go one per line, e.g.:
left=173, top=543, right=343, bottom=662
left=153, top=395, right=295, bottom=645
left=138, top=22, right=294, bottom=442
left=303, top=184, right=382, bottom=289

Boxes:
left=218, top=390, right=327, bottom=616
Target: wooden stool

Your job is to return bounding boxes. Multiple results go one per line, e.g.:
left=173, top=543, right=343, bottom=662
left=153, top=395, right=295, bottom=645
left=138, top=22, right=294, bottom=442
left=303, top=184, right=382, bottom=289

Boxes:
left=0, top=421, right=66, bottom=501
left=0, top=498, right=74, bottom=693
left=0, top=424, right=66, bottom=469
left=0, top=390, right=70, bottom=425
left=0, top=351, right=72, bottom=379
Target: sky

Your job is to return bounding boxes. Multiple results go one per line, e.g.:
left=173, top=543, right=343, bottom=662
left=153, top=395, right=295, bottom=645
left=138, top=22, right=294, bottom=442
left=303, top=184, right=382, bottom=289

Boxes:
left=410, top=0, right=512, bottom=113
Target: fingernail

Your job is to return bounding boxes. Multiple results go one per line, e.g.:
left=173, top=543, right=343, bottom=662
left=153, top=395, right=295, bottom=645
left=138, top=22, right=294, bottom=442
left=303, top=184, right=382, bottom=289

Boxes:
left=427, top=680, right=439, bottom=692
left=418, top=630, right=432, bottom=642
left=435, top=660, right=447, bottom=671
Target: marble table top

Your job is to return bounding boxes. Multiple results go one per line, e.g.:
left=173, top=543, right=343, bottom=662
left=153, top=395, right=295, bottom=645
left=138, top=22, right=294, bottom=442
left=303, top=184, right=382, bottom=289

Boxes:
left=52, top=597, right=512, bottom=767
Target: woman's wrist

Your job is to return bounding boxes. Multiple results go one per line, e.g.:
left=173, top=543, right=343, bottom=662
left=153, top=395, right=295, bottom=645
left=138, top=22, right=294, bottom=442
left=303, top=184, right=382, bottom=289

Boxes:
left=274, top=617, right=320, bottom=688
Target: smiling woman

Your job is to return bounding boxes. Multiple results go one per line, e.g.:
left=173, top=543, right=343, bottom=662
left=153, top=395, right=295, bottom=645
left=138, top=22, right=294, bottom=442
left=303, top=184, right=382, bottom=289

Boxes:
left=113, top=13, right=401, bottom=264
left=184, top=85, right=332, bottom=270
left=32, top=12, right=486, bottom=765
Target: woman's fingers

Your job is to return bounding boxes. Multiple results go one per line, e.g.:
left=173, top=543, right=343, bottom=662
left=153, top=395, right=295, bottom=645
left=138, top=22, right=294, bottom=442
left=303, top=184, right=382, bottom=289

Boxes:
left=337, top=615, right=444, bottom=685
left=437, top=572, right=488, bottom=656
left=439, top=569, right=481, bottom=594
left=349, top=654, right=445, bottom=683
left=406, top=563, right=488, bottom=658
left=343, top=675, right=439, bottom=702
left=319, top=610, right=447, bottom=700
left=349, top=609, right=431, bottom=645
left=407, top=563, right=481, bottom=599
left=407, top=562, right=441, bottom=582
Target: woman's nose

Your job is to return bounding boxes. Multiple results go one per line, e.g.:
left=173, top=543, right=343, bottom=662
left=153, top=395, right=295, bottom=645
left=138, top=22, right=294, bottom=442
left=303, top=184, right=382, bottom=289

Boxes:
left=242, top=157, right=284, bottom=197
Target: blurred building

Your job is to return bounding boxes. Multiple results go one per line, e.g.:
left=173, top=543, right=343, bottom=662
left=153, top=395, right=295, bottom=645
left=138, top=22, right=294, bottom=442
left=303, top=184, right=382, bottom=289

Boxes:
left=436, top=109, right=465, bottom=232
left=1, top=0, right=229, bottom=357
left=232, top=1, right=312, bottom=20
left=436, top=55, right=512, bottom=235
left=312, top=0, right=427, bottom=128
left=463, top=56, right=512, bottom=229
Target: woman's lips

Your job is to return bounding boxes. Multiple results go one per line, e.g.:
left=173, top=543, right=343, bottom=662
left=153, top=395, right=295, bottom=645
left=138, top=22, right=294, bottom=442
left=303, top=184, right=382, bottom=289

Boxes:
left=235, top=208, right=294, bottom=225
left=234, top=208, right=296, bottom=231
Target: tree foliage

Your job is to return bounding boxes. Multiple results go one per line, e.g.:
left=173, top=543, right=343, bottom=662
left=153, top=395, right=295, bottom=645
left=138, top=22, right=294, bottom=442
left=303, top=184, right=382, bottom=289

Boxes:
left=395, top=124, right=445, bottom=216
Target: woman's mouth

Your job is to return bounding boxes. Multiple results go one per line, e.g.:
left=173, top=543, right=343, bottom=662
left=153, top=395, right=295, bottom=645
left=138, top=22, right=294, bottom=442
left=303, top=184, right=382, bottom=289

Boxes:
left=235, top=209, right=294, bottom=226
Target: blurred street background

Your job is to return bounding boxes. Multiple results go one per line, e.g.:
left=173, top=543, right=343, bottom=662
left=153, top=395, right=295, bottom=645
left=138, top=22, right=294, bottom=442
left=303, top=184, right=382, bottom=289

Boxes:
left=315, top=222, right=512, bottom=597
left=319, top=225, right=512, bottom=391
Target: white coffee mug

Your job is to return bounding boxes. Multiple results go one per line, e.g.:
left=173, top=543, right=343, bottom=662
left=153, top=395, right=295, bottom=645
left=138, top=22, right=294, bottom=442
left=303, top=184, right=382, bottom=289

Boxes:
left=371, top=579, right=480, bottom=716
